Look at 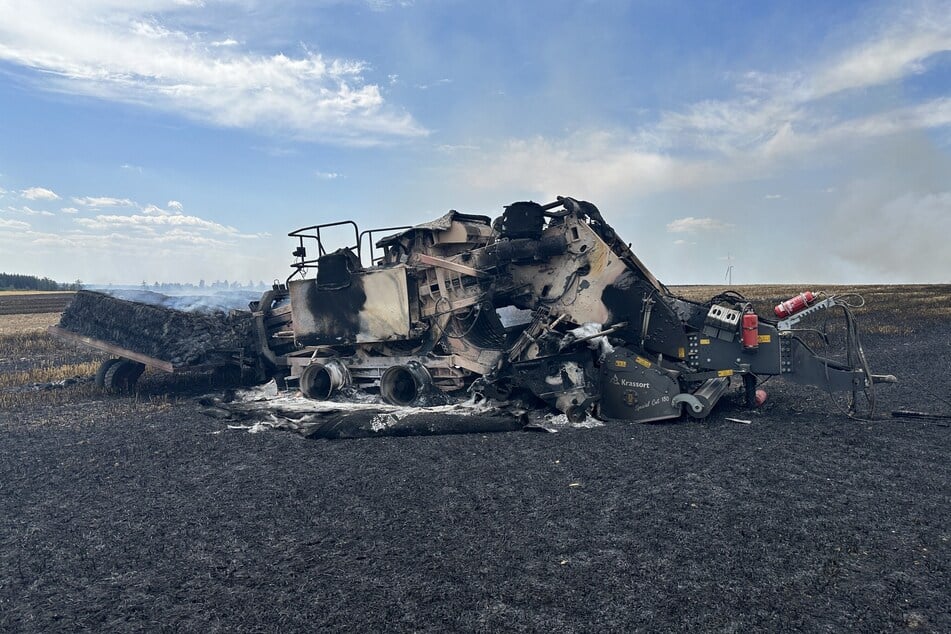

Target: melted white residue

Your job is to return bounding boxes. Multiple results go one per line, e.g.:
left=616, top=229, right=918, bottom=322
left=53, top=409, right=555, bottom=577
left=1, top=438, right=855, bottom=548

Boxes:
left=231, top=381, right=501, bottom=419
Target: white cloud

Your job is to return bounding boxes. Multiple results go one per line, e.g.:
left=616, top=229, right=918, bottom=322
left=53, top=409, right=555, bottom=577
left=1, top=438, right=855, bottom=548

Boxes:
left=829, top=98, right=951, bottom=139
left=0, top=218, right=31, bottom=230
left=20, top=186, right=60, bottom=200
left=0, top=2, right=426, bottom=143
left=666, top=217, right=732, bottom=233
left=367, top=0, right=415, bottom=11
left=9, top=205, right=55, bottom=217
left=75, top=210, right=242, bottom=236
left=416, top=78, right=452, bottom=90
left=143, top=204, right=168, bottom=215
left=764, top=194, right=782, bottom=200
left=210, top=38, right=238, bottom=47
left=314, top=171, right=339, bottom=180
left=73, top=196, right=136, bottom=208
left=462, top=131, right=722, bottom=200
left=810, top=6, right=951, bottom=99
left=648, top=7, right=951, bottom=162
left=460, top=5, right=951, bottom=201
left=253, top=145, right=300, bottom=157
left=141, top=201, right=185, bottom=215
left=0, top=184, right=280, bottom=282
left=437, top=144, right=480, bottom=153
left=13, top=184, right=259, bottom=254
left=154, top=228, right=231, bottom=247
left=0, top=224, right=259, bottom=266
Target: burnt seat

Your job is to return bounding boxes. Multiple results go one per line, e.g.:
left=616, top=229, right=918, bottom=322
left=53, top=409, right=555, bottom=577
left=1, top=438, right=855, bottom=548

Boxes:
left=316, top=248, right=362, bottom=291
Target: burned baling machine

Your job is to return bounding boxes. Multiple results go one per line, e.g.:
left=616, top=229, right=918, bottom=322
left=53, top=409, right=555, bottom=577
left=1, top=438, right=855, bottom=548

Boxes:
left=249, top=196, right=895, bottom=422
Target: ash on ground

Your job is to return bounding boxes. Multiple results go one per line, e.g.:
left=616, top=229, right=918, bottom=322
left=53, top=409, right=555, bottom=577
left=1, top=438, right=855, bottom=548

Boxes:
left=200, top=381, right=603, bottom=439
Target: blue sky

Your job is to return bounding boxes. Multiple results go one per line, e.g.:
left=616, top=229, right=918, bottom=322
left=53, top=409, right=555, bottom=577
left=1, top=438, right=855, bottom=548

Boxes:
left=0, top=0, right=949, bottom=285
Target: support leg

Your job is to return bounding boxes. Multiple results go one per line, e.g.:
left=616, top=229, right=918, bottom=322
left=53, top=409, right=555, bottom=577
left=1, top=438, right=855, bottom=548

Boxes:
left=743, top=373, right=757, bottom=409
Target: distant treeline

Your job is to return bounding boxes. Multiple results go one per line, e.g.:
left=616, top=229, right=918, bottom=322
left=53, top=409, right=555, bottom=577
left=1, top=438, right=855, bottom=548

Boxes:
left=0, top=272, right=81, bottom=291
left=141, top=280, right=270, bottom=291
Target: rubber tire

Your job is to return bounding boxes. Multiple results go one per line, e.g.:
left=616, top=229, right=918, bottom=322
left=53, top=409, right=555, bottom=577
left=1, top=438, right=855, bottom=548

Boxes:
left=95, top=358, right=123, bottom=389
left=103, top=360, right=145, bottom=393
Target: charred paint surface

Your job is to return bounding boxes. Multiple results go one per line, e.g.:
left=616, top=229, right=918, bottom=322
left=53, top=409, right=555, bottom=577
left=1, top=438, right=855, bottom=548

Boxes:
left=505, top=351, right=600, bottom=416
left=292, top=278, right=367, bottom=345
left=601, top=275, right=689, bottom=359
left=291, top=267, right=411, bottom=345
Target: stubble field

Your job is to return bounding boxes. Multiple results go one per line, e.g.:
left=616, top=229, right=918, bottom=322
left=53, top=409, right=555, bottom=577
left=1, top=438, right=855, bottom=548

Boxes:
left=0, top=286, right=948, bottom=632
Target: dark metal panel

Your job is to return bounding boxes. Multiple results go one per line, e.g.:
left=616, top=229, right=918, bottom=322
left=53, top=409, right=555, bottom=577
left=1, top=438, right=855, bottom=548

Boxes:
left=599, top=348, right=681, bottom=422
left=693, top=323, right=783, bottom=375
left=785, top=337, right=867, bottom=391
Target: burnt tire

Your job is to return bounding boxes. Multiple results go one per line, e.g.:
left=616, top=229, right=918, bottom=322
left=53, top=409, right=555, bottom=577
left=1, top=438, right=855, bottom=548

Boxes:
left=95, top=358, right=123, bottom=389
left=380, top=363, right=433, bottom=406
left=300, top=360, right=350, bottom=400
left=103, top=360, right=146, bottom=393
left=300, top=364, right=331, bottom=400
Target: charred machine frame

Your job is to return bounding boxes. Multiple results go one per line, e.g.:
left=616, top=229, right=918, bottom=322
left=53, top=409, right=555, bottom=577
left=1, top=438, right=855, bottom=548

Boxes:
left=247, top=196, right=895, bottom=423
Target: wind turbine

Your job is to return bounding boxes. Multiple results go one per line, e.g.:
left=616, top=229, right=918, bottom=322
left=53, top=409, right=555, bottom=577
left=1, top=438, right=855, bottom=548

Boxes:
left=724, top=253, right=734, bottom=286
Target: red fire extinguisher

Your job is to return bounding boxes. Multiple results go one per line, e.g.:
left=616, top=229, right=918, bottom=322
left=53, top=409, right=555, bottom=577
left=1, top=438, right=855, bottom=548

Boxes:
left=741, top=311, right=759, bottom=350
left=774, top=291, right=817, bottom=318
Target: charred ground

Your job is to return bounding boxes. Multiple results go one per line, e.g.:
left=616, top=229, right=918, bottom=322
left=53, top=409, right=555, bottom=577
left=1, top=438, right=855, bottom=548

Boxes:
left=0, top=286, right=948, bottom=632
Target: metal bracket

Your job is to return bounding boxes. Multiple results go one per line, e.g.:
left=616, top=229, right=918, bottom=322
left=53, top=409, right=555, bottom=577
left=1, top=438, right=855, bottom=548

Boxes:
left=777, top=297, right=836, bottom=330
left=672, top=393, right=704, bottom=415
left=672, top=376, right=730, bottom=418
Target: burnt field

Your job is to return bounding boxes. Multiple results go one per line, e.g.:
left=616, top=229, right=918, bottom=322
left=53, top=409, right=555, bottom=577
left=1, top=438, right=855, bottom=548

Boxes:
left=0, top=291, right=74, bottom=316
left=1, top=286, right=949, bottom=632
